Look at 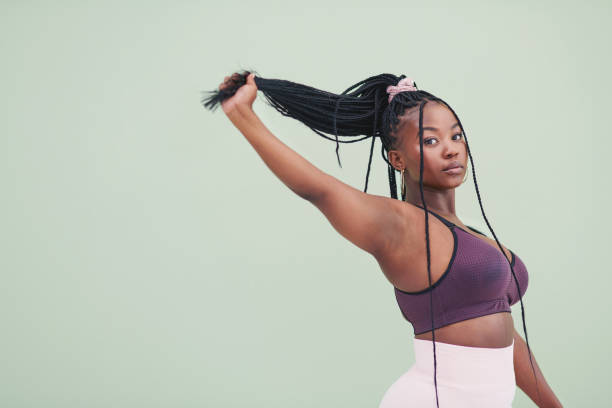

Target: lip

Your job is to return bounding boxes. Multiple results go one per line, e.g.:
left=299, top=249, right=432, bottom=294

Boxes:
left=443, top=161, right=463, bottom=171
left=443, top=166, right=463, bottom=175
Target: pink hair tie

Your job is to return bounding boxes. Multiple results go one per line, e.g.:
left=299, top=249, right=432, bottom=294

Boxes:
left=386, top=77, right=418, bottom=103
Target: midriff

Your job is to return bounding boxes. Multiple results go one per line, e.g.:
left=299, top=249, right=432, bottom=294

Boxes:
left=413, top=311, right=515, bottom=348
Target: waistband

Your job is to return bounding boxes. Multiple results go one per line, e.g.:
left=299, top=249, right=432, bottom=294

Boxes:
left=412, top=338, right=515, bottom=389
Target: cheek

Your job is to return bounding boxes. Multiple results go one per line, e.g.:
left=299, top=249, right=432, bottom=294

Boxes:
left=409, top=145, right=432, bottom=165
left=405, top=149, right=436, bottom=179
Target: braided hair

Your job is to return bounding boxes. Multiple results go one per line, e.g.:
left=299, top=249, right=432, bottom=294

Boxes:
left=202, top=70, right=541, bottom=407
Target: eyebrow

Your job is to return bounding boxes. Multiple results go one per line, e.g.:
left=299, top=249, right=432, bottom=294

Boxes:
left=421, top=123, right=460, bottom=132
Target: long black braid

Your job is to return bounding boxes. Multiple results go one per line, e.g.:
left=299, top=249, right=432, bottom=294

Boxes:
left=202, top=70, right=542, bottom=407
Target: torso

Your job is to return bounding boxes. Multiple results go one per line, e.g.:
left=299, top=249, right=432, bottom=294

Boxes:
left=377, top=202, right=515, bottom=348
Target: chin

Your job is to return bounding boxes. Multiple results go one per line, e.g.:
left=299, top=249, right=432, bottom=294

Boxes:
left=442, top=177, right=465, bottom=189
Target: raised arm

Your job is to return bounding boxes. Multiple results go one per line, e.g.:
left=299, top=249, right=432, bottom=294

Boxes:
left=225, top=103, right=406, bottom=258
left=218, top=72, right=408, bottom=259
left=513, top=327, right=563, bottom=407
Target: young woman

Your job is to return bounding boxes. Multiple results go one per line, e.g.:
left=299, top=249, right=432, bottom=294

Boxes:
left=203, top=72, right=562, bottom=408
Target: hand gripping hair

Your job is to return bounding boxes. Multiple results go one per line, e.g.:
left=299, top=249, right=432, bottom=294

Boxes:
left=202, top=71, right=542, bottom=407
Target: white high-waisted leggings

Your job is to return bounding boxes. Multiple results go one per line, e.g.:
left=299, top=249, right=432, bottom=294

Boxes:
left=379, top=338, right=516, bottom=408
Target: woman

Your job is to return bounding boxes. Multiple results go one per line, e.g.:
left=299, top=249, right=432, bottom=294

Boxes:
left=203, top=72, right=562, bottom=407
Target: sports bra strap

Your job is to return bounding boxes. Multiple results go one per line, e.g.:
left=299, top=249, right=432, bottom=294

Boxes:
left=412, top=203, right=455, bottom=228
left=412, top=203, right=490, bottom=238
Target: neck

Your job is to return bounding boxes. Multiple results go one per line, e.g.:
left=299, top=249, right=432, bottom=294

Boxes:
left=403, top=189, right=457, bottom=217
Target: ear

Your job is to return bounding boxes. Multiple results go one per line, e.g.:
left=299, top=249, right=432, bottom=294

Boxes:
left=387, top=150, right=404, bottom=171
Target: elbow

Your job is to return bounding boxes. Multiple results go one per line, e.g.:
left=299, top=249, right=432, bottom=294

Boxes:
left=290, top=171, right=332, bottom=203
left=291, top=181, right=329, bottom=203
left=296, top=189, right=325, bottom=203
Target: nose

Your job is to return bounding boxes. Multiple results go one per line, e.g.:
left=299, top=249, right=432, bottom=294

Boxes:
left=443, top=141, right=460, bottom=158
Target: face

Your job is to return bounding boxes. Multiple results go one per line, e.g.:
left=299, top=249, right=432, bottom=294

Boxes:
left=389, top=101, right=468, bottom=190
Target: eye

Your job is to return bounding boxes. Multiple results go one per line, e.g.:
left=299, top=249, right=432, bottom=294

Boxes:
left=424, top=133, right=462, bottom=145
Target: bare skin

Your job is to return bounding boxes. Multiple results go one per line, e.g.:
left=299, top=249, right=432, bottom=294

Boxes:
left=217, top=74, right=515, bottom=348
left=217, top=73, right=562, bottom=407
left=384, top=102, right=515, bottom=349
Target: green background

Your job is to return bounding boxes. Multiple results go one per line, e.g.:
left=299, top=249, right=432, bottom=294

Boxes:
left=1, top=1, right=609, bottom=407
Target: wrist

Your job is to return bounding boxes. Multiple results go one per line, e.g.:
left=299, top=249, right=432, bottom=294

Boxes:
left=225, top=103, right=254, bottom=120
left=225, top=104, right=259, bottom=131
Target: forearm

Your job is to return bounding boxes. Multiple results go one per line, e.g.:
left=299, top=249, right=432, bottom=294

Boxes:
left=226, top=105, right=328, bottom=200
left=513, top=329, right=563, bottom=408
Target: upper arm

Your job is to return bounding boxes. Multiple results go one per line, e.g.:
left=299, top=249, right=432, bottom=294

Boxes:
left=307, top=173, right=406, bottom=258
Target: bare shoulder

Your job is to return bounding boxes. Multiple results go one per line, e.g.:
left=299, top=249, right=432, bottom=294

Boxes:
left=374, top=198, right=423, bottom=260
left=388, top=198, right=422, bottom=224
left=374, top=201, right=454, bottom=288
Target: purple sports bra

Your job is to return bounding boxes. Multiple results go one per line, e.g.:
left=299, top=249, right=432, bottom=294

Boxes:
left=394, top=205, right=529, bottom=335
